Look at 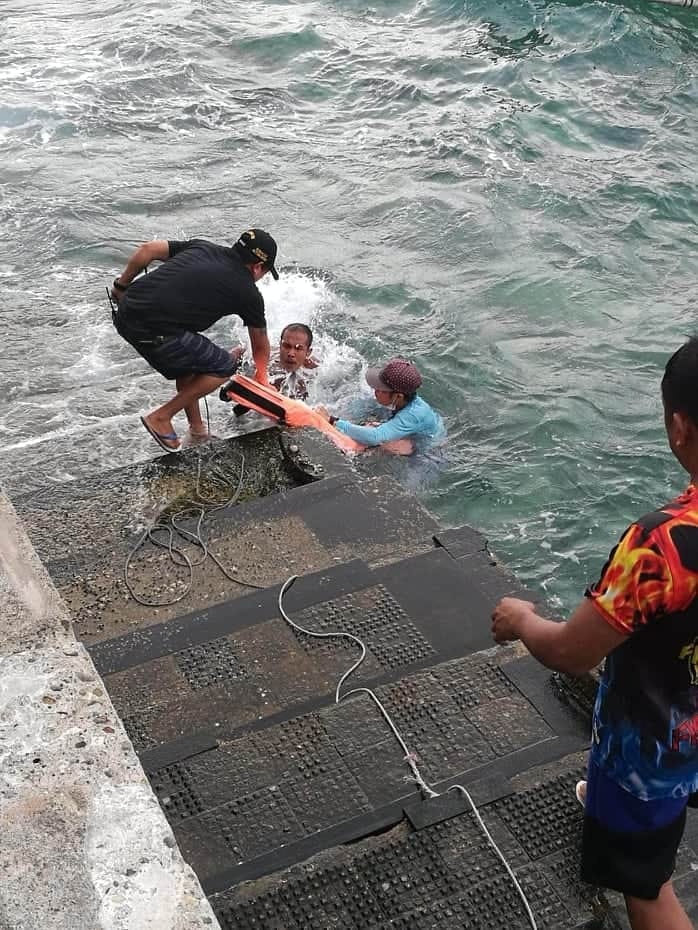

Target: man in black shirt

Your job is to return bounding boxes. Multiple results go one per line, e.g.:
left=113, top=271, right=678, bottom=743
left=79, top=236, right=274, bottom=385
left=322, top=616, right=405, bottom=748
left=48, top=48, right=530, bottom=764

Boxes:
left=111, top=228, right=278, bottom=452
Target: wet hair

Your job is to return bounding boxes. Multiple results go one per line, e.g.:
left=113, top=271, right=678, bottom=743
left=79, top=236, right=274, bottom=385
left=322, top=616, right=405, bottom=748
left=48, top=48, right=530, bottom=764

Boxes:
left=662, top=336, right=698, bottom=425
left=280, top=323, right=313, bottom=349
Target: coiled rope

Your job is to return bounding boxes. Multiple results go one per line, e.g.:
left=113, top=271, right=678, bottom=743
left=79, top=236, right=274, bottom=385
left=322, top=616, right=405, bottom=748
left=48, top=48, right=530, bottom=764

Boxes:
left=124, top=449, right=265, bottom=607
left=278, top=574, right=538, bottom=930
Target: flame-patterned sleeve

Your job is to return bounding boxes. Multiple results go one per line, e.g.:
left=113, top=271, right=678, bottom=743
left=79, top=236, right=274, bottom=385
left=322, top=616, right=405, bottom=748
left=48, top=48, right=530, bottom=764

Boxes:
left=587, top=523, right=675, bottom=635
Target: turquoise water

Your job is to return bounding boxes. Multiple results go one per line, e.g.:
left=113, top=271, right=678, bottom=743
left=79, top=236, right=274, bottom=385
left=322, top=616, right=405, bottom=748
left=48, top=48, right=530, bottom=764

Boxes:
left=2, top=0, right=697, bottom=612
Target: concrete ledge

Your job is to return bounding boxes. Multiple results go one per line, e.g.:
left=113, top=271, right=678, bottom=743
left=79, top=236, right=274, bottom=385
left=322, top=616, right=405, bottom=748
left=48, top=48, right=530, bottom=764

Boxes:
left=0, top=492, right=219, bottom=930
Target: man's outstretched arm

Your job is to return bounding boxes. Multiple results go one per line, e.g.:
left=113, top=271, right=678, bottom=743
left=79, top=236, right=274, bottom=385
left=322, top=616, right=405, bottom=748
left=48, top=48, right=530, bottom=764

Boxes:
left=113, top=240, right=170, bottom=296
left=248, top=326, right=271, bottom=387
left=116, top=239, right=171, bottom=284
left=492, top=596, right=627, bottom=676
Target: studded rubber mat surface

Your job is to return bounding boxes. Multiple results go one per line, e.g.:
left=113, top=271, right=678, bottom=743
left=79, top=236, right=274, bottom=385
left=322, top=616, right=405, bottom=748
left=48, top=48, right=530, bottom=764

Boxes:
left=209, top=761, right=624, bottom=930
left=85, top=538, right=590, bottom=898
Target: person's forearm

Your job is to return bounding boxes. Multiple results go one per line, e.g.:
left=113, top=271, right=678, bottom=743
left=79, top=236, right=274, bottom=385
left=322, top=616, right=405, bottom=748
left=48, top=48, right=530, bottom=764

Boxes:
left=117, top=241, right=169, bottom=285
left=494, top=595, right=624, bottom=676
left=251, top=334, right=271, bottom=385
left=515, top=610, right=586, bottom=675
left=335, top=419, right=403, bottom=446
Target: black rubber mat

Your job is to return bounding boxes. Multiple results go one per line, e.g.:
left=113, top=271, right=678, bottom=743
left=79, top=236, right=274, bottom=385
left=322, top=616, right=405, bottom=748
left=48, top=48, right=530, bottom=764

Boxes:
left=84, top=529, right=593, bottom=899
left=141, top=647, right=589, bottom=892
left=139, top=730, right=218, bottom=772
left=433, top=524, right=489, bottom=560
left=91, top=548, right=546, bottom=758
left=62, top=459, right=606, bottom=923
left=491, top=773, right=585, bottom=861
left=174, top=637, right=249, bottom=690
left=373, top=547, right=533, bottom=658
left=288, top=584, right=437, bottom=669
left=209, top=760, right=610, bottom=929
left=298, top=474, right=440, bottom=549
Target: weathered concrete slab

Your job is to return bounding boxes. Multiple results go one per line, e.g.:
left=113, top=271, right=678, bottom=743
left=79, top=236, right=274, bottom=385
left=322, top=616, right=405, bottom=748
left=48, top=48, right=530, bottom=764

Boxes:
left=12, top=431, right=321, bottom=645
left=60, top=512, right=333, bottom=643
left=0, top=492, right=218, bottom=930
left=13, top=429, right=295, bottom=568
left=14, top=432, right=442, bottom=648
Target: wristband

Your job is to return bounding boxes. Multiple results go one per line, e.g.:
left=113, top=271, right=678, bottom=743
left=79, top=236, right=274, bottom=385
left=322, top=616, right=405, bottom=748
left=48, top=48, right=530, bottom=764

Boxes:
left=329, top=415, right=338, bottom=426
left=113, top=278, right=128, bottom=291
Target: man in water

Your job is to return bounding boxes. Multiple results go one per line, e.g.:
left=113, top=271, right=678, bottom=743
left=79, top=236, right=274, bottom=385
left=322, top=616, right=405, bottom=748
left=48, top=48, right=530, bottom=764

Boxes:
left=111, top=228, right=278, bottom=452
left=492, top=337, right=698, bottom=930
left=269, top=323, right=318, bottom=400
left=222, top=322, right=318, bottom=414
left=317, top=357, right=445, bottom=455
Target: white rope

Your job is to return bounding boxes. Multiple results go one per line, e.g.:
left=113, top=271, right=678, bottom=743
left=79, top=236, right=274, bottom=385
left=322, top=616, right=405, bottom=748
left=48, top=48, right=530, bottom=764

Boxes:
left=124, top=450, right=265, bottom=607
left=277, top=576, right=437, bottom=797
left=277, top=575, right=538, bottom=929
left=450, top=784, right=538, bottom=929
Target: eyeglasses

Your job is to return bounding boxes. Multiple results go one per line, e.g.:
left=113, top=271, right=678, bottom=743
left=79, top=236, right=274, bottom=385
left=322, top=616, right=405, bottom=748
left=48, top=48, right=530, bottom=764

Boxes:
left=280, top=340, right=309, bottom=351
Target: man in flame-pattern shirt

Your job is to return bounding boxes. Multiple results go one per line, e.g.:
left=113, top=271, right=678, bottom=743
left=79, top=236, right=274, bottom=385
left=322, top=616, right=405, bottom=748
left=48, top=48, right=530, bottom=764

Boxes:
left=492, top=337, right=698, bottom=930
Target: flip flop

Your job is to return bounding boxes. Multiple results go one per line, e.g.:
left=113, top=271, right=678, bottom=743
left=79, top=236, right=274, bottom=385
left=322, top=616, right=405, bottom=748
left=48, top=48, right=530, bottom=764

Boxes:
left=140, top=415, right=182, bottom=453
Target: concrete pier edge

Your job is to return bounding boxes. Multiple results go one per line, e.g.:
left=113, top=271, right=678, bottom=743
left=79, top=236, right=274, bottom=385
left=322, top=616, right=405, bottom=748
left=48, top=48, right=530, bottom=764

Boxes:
left=0, top=490, right=219, bottom=930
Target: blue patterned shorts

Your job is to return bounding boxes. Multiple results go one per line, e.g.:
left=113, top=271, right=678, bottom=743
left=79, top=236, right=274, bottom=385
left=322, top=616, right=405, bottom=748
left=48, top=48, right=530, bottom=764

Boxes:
left=113, top=311, right=238, bottom=381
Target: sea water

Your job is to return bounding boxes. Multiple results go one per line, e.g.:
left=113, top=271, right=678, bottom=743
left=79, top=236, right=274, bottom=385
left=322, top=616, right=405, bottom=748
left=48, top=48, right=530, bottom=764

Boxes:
left=1, top=0, right=697, bottom=612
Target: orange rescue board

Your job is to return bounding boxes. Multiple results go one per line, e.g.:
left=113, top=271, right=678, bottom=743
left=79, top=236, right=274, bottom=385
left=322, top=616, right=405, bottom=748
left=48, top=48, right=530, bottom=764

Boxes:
left=223, top=374, right=365, bottom=453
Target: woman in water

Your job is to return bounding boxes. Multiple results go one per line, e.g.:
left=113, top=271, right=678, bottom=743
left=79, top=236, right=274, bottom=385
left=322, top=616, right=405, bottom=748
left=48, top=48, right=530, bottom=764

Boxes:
left=318, top=357, right=445, bottom=455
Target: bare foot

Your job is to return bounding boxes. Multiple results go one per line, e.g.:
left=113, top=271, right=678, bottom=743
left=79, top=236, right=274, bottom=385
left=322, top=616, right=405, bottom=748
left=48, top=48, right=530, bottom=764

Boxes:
left=185, top=423, right=218, bottom=442
left=183, top=429, right=217, bottom=447
left=230, top=345, right=245, bottom=363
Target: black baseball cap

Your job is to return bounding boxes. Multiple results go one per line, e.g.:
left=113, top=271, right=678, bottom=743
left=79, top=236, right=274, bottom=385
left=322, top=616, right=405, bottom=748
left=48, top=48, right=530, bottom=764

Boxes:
left=235, top=228, right=279, bottom=279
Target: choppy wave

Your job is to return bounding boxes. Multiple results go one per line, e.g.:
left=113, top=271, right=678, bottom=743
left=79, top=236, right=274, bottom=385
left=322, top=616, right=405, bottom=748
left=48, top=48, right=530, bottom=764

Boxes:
left=1, top=0, right=697, bottom=610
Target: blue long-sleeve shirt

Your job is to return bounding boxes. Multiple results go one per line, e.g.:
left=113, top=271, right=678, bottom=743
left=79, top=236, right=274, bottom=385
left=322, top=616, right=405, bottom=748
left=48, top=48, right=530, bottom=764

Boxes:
left=335, top=395, right=445, bottom=451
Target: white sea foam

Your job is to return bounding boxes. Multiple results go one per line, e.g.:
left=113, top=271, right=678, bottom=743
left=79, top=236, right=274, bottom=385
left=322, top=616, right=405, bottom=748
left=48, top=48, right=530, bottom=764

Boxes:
left=224, top=269, right=368, bottom=408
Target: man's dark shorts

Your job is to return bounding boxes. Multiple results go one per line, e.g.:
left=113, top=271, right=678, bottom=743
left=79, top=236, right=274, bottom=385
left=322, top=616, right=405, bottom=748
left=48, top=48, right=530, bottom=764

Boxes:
left=113, top=310, right=237, bottom=381
left=581, top=759, right=687, bottom=900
